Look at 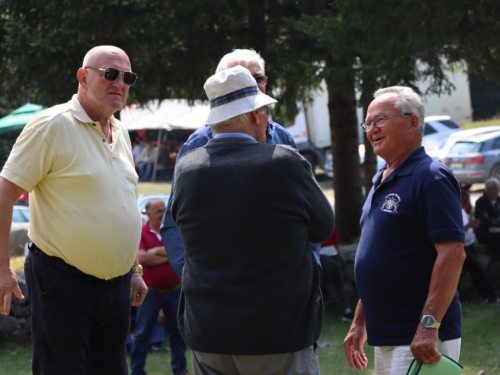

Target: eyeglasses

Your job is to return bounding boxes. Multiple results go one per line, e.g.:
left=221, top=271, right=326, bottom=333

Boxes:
left=360, top=113, right=412, bottom=132
left=85, top=66, right=138, bottom=86
left=253, top=74, right=268, bottom=86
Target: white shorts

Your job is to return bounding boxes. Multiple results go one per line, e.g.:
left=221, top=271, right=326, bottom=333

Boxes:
left=374, top=338, right=461, bottom=375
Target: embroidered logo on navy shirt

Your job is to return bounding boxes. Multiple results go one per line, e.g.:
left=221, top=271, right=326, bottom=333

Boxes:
left=381, top=193, right=401, bottom=214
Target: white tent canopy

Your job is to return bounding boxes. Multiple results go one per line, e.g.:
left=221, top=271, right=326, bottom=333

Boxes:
left=121, top=99, right=209, bottom=131
left=120, top=99, right=210, bottom=182
left=168, top=106, right=210, bottom=130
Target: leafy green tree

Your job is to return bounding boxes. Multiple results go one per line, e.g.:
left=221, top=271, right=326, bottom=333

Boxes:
left=2, top=0, right=500, bottom=241
left=0, top=0, right=293, bottom=104
left=284, top=0, right=500, bottom=241
left=469, top=76, right=500, bottom=120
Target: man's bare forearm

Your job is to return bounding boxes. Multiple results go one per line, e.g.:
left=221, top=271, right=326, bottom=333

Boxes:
left=422, top=240, right=465, bottom=320
left=0, top=177, right=25, bottom=265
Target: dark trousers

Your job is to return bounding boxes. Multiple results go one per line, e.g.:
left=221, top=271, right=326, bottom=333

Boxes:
left=25, top=251, right=132, bottom=375
left=476, top=231, right=500, bottom=259
left=463, top=243, right=497, bottom=300
left=320, top=254, right=350, bottom=311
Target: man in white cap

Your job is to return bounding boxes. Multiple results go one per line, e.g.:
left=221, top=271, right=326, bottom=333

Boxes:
left=161, top=49, right=322, bottom=279
left=170, top=66, right=334, bottom=374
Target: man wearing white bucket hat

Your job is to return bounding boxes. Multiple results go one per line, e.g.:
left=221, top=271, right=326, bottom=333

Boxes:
left=161, top=48, right=322, bottom=279
left=203, top=66, right=278, bottom=136
left=171, top=66, right=334, bottom=374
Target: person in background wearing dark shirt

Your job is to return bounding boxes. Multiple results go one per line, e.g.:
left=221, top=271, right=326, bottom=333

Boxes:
left=474, top=177, right=500, bottom=259
left=461, top=189, right=499, bottom=305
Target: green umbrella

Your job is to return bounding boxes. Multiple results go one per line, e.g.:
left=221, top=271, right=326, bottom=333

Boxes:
left=0, top=103, right=45, bottom=134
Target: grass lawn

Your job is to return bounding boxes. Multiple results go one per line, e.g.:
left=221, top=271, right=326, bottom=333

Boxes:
left=134, top=178, right=334, bottom=202
left=137, top=181, right=172, bottom=196
left=460, top=118, right=500, bottom=129
left=316, top=303, right=500, bottom=375
left=1, top=303, right=499, bottom=374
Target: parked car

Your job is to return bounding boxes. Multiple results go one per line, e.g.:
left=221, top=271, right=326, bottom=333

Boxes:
left=137, top=194, right=170, bottom=224
left=10, top=205, right=30, bottom=256
left=12, top=205, right=30, bottom=223
left=427, top=126, right=500, bottom=162
left=421, top=115, right=461, bottom=152
left=443, top=130, right=500, bottom=189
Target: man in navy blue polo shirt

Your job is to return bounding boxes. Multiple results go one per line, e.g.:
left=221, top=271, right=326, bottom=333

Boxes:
left=160, top=49, right=320, bottom=277
left=344, top=86, right=465, bottom=374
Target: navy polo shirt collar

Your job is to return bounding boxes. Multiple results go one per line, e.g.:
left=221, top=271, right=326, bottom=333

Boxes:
left=374, top=146, right=426, bottom=186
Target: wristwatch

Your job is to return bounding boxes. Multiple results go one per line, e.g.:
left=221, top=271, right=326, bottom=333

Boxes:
left=132, top=264, right=143, bottom=276
left=420, top=314, right=441, bottom=329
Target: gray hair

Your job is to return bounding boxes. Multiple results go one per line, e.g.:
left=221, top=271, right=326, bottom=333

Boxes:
left=374, top=86, right=425, bottom=138
left=485, top=177, right=500, bottom=190
left=216, top=49, right=265, bottom=74
left=210, top=112, right=249, bottom=134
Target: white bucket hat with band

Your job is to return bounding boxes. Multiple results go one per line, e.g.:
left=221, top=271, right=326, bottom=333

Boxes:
left=204, top=66, right=277, bottom=125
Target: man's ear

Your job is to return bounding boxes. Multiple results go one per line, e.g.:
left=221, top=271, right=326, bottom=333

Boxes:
left=410, top=114, right=419, bottom=131
left=77, top=68, right=87, bottom=88
left=250, top=110, right=260, bottom=125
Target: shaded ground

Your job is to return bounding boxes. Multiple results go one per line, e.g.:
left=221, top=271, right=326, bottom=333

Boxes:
left=316, top=174, right=334, bottom=205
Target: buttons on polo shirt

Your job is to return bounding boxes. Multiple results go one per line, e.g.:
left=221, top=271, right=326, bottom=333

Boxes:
left=90, top=123, right=106, bottom=142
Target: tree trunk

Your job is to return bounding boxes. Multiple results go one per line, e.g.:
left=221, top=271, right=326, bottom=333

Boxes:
left=247, top=0, right=267, bottom=51
left=361, top=103, right=377, bottom=196
left=359, top=69, right=378, bottom=198
left=327, top=84, right=364, bottom=243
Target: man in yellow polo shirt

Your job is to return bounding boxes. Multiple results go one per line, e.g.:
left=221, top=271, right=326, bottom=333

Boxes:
left=0, top=45, right=146, bottom=375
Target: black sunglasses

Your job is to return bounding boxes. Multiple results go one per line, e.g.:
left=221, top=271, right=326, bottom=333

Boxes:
left=85, top=66, right=138, bottom=86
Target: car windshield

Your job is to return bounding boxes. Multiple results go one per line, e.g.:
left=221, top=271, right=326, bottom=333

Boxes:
left=12, top=208, right=29, bottom=223
left=438, top=120, right=460, bottom=129
left=423, top=124, right=437, bottom=135
left=450, top=141, right=482, bottom=154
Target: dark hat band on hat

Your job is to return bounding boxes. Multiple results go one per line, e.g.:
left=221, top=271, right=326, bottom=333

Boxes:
left=210, top=86, right=260, bottom=109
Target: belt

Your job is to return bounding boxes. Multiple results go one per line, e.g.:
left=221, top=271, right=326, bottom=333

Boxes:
left=28, top=242, right=126, bottom=284
left=147, top=284, right=181, bottom=294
